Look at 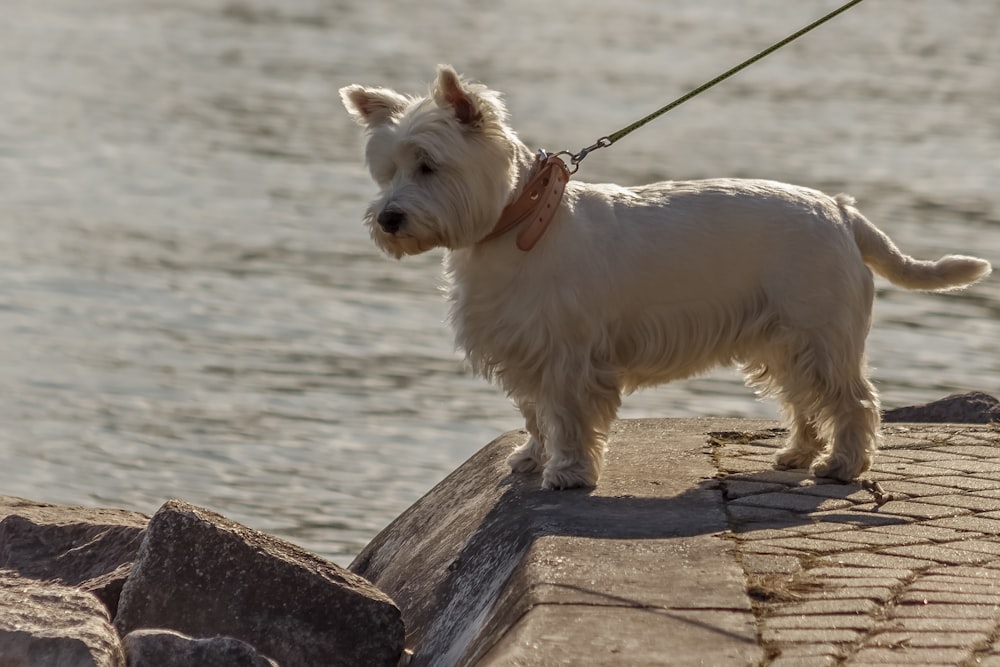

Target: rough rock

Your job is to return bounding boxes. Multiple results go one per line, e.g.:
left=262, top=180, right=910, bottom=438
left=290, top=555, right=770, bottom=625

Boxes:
left=115, top=499, right=404, bottom=667
left=122, top=628, right=278, bottom=667
left=0, top=570, right=124, bottom=667
left=0, top=495, right=149, bottom=618
left=883, top=391, right=1000, bottom=423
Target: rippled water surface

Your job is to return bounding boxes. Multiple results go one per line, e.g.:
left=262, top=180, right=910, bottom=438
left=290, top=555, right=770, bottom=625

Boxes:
left=1, top=0, right=997, bottom=563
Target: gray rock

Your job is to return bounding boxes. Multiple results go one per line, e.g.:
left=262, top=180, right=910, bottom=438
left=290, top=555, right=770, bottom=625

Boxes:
left=883, top=391, right=1000, bottom=423
left=0, top=495, right=149, bottom=618
left=115, top=499, right=403, bottom=667
left=0, top=570, right=124, bottom=667
left=123, top=628, right=278, bottom=667
left=351, top=421, right=761, bottom=667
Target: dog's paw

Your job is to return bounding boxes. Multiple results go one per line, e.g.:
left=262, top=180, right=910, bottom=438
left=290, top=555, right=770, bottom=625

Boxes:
left=811, top=453, right=870, bottom=483
left=541, top=461, right=599, bottom=490
left=506, top=438, right=545, bottom=474
left=773, top=446, right=820, bottom=471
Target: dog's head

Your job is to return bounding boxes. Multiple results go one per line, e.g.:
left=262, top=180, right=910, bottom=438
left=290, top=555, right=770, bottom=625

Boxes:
left=340, top=66, right=526, bottom=258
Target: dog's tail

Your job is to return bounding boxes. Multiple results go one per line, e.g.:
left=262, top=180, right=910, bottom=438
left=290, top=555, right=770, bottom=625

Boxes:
left=838, top=194, right=992, bottom=291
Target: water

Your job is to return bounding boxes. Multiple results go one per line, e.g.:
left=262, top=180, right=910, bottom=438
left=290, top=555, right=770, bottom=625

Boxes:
left=1, top=0, right=997, bottom=565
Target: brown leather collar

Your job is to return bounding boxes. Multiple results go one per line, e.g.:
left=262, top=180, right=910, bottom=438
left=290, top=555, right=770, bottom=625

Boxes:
left=479, top=153, right=570, bottom=251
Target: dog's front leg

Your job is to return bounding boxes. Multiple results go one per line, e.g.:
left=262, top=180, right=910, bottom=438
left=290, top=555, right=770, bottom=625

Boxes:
left=506, top=398, right=547, bottom=473
left=535, top=365, right=621, bottom=490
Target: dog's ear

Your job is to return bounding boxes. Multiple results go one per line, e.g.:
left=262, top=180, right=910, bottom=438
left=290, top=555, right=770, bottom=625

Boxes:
left=340, top=85, right=409, bottom=128
left=432, top=65, right=483, bottom=127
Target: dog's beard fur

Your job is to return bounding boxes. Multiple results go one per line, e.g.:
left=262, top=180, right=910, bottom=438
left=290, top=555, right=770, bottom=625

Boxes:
left=342, top=65, right=993, bottom=490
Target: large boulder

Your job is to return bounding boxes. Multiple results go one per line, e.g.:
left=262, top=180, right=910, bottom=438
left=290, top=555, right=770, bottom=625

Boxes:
left=0, top=495, right=149, bottom=617
left=0, top=571, right=124, bottom=667
left=115, top=499, right=404, bottom=667
left=883, top=391, right=1000, bottom=423
left=122, top=628, right=278, bottom=667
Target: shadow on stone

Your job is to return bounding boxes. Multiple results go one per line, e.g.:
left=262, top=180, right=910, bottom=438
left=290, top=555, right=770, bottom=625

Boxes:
left=352, top=420, right=763, bottom=666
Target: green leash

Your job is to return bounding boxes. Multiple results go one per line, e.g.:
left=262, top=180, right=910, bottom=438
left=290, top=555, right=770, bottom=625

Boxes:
left=565, top=0, right=867, bottom=170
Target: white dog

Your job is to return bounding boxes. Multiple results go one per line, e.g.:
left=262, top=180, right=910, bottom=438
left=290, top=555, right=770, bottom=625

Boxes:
left=341, top=66, right=992, bottom=490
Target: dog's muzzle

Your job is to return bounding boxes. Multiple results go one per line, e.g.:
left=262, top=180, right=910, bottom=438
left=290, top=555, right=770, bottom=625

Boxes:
left=377, top=209, right=405, bottom=234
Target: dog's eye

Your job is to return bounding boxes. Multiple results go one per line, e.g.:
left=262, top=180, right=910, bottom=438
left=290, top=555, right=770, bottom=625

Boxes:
left=418, top=161, right=436, bottom=176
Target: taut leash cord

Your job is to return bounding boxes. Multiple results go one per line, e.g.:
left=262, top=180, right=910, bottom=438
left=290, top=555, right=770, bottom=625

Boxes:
left=565, top=0, right=867, bottom=171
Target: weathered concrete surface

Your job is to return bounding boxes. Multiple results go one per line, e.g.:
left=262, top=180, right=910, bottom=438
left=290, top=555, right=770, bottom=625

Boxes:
left=116, top=499, right=404, bottom=667
left=0, top=570, right=124, bottom=667
left=351, top=418, right=766, bottom=667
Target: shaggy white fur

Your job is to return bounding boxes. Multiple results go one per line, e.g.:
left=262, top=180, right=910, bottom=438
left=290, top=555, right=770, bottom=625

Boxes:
left=341, top=66, right=992, bottom=490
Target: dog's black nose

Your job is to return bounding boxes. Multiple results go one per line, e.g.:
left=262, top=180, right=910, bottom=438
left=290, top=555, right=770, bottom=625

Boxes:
left=377, top=209, right=405, bottom=234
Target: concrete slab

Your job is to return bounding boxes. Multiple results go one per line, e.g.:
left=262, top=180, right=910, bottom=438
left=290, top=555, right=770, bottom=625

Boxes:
left=350, top=418, right=767, bottom=667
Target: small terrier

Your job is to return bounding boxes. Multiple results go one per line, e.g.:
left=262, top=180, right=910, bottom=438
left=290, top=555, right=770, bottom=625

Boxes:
left=341, top=66, right=992, bottom=490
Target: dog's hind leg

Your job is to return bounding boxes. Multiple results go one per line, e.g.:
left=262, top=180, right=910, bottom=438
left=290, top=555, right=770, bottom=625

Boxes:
left=538, top=363, right=621, bottom=490
left=506, top=399, right=547, bottom=473
left=811, top=373, right=880, bottom=482
left=774, top=414, right=827, bottom=470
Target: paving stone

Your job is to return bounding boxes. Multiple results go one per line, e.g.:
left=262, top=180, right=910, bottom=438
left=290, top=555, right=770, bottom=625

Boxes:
left=718, top=457, right=771, bottom=473
left=867, top=501, right=972, bottom=520
left=868, top=524, right=978, bottom=543
left=818, top=550, right=936, bottom=570
left=863, top=630, right=989, bottom=649
left=723, top=480, right=788, bottom=499
left=886, top=616, right=995, bottom=632
left=916, top=476, right=1000, bottom=491
left=808, top=509, right=910, bottom=528
left=927, top=459, right=1000, bottom=475
left=800, top=587, right=897, bottom=604
left=876, top=462, right=964, bottom=477
left=769, top=599, right=879, bottom=616
left=788, top=485, right=874, bottom=502
left=791, top=522, right=856, bottom=537
left=848, top=646, right=973, bottom=664
left=889, top=603, right=1000, bottom=619
left=727, top=504, right=806, bottom=526
left=914, top=494, right=1000, bottom=512
left=760, top=628, right=862, bottom=644
left=741, top=552, right=803, bottom=575
left=797, top=576, right=903, bottom=590
left=771, top=643, right=844, bottom=658
left=810, top=530, right=926, bottom=548
left=925, top=515, right=1000, bottom=533
left=924, top=565, right=1000, bottom=580
left=887, top=449, right=980, bottom=462
left=934, top=540, right=1000, bottom=557
left=877, top=481, right=974, bottom=499
left=908, top=578, right=1000, bottom=593
left=878, top=544, right=996, bottom=566
left=744, top=543, right=804, bottom=556
left=728, top=492, right=852, bottom=513
left=801, top=567, right=913, bottom=581
left=755, top=536, right=861, bottom=555
left=931, top=445, right=1000, bottom=458
left=763, top=614, right=875, bottom=631
left=733, top=527, right=799, bottom=541
left=725, top=470, right=821, bottom=486
left=769, top=654, right=837, bottom=667
left=899, top=590, right=1000, bottom=605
